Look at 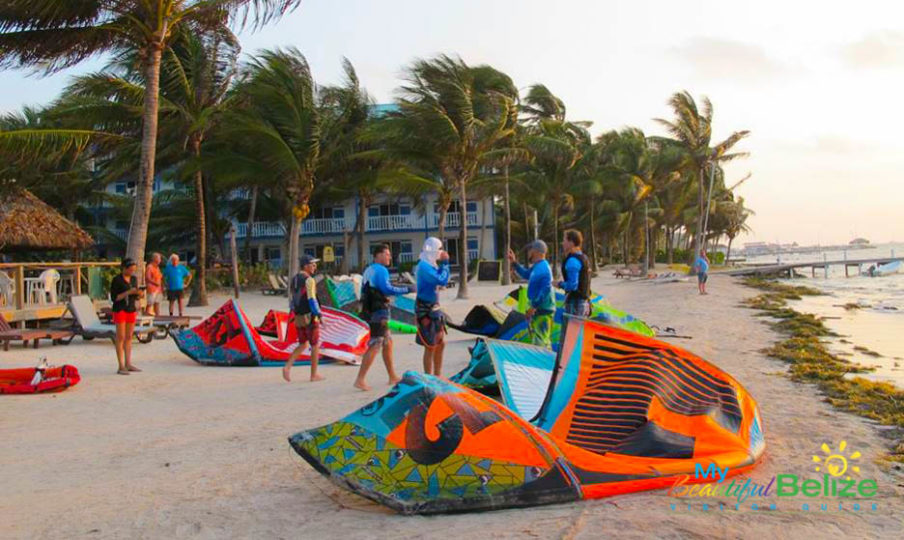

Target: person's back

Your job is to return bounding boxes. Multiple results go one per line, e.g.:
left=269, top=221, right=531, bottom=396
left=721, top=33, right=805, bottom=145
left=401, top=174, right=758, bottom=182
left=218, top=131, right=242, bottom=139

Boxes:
left=695, top=255, right=710, bottom=274
left=415, top=259, right=450, bottom=304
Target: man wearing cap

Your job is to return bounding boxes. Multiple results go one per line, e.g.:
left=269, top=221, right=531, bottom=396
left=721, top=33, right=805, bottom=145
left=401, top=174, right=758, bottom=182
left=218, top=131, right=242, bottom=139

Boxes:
left=507, top=240, right=555, bottom=348
left=110, top=258, right=144, bottom=375
left=283, top=255, right=325, bottom=383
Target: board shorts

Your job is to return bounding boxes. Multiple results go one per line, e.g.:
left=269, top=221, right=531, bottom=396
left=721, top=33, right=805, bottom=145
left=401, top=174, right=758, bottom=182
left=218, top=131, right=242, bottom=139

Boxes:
left=146, top=291, right=163, bottom=305
left=529, top=311, right=554, bottom=348
left=294, top=315, right=321, bottom=347
left=367, top=309, right=391, bottom=347
left=563, top=297, right=591, bottom=318
left=167, top=289, right=184, bottom=301
left=112, top=310, right=137, bottom=324
left=415, top=299, right=446, bottom=347
left=697, top=272, right=708, bottom=284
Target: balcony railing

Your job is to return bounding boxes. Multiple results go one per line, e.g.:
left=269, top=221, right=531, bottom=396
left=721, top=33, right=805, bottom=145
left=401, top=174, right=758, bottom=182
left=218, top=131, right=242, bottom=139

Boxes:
left=234, top=222, right=286, bottom=239
left=367, top=214, right=417, bottom=232
left=113, top=229, right=128, bottom=241
left=302, top=218, right=348, bottom=235
left=468, top=249, right=479, bottom=261
left=398, top=252, right=416, bottom=263
left=432, top=212, right=479, bottom=228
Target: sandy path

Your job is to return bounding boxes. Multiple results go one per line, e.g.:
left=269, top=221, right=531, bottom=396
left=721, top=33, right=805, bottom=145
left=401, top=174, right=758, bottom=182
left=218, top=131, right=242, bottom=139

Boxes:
left=1, top=274, right=902, bottom=539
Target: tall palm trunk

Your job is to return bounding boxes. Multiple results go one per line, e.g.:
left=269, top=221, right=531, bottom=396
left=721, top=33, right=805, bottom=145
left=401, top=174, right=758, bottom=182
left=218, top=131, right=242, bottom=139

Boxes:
left=437, top=202, right=448, bottom=247
left=125, top=44, right=164, bottom=266
left=666, top=225, right=674, bottom=264
left=552, top=202, right=560, bottom=279
left=501, top=164, right=512, bottom=285
left=244, top=184, right=258, bottom=262
left=457, top=180, right=470, bottom=299
left=588, top=197, right=598, bottom=272
left=479, top=198, right=488, bottom=259
left=356, top=193, right=367, bottom=272
left=287, top=217, right=301, bottom=296
left=188, top=135, right=208, bottom=306
left=691, top=164, right=705, bottom=264
left=726, top=236, right=734, bottom=265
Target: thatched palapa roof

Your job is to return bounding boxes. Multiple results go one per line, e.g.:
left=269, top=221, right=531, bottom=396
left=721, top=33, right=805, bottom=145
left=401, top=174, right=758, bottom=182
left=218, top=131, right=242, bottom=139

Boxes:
left=0, top=188, right=94, bottom=251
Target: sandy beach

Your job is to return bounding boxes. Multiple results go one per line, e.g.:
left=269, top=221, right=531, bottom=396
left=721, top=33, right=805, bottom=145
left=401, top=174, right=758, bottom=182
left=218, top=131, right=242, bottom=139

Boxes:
left=3, top=273, right=903, bottom=539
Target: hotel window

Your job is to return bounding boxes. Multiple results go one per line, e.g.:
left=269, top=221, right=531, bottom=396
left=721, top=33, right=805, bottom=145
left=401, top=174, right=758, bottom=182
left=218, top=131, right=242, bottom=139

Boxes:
left=466, top=201, right=478, bottom=213
left=467, top=237, right=479, bottom=251
left=400, top=241, right=413, bottom=254
left=115, top=182, right=126, bottom=194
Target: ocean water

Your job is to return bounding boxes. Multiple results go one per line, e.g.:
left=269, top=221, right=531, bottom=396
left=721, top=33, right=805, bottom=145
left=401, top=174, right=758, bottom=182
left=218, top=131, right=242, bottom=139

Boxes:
left=745, top=243, right=904, bottom=387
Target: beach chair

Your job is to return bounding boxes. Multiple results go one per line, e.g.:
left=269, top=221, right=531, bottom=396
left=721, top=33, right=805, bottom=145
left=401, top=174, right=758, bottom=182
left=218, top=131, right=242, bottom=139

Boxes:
left=27, top=269, right=60, bottom=305
left=0, top=311, right=74, bottom=351
left=613, top=265, right=644, bottom=279
left=99, top=306, right=193, bottom=338
left=277, top=274, right=289, bottom=288
left=262, top=273, right=286, bottom=295
left=401, top=271, right=416, bottom=285
left=66, top=295, right=155, bottom=343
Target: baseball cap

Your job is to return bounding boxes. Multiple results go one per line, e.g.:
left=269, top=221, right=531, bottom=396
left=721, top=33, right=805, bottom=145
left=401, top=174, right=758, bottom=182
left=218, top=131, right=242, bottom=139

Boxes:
left=300, top=254, right=320, bottom=267
left=525, top=240, right=548, bottom=254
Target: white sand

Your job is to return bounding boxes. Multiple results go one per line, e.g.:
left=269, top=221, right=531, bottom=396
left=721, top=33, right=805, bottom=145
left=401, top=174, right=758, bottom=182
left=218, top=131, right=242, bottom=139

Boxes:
left=2, top=273, right=902, bottom=539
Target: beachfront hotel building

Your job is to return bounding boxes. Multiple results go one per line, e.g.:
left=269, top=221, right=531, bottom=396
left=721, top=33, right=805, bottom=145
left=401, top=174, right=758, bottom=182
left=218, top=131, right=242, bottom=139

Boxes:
left=88, top=105, right=497, bottom=270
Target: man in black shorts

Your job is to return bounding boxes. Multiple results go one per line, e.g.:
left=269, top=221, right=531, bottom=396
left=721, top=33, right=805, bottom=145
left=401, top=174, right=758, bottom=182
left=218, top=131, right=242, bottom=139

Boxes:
left=353, top=244, right=414, bottom=391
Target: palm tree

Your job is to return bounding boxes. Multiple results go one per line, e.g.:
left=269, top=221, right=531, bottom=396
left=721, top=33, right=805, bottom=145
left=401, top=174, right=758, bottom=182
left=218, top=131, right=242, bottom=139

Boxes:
left=377, top=55, right=517, bottom=298
left=721, top=196, right=754, bottom=263
left=655, top=91, right=749, bottom=262
left=213, top=48, right=320, bottom=283
left=0, top=0, right=301, bottom=267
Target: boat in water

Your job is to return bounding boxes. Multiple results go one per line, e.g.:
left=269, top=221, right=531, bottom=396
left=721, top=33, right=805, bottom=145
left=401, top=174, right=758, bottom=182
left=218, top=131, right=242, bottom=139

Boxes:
left=865, top=260, right=901, bottom=277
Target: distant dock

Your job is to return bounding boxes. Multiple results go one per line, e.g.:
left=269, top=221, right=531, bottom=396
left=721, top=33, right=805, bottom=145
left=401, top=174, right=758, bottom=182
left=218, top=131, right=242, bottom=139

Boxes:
left=727, top=257, right=903, bottom=278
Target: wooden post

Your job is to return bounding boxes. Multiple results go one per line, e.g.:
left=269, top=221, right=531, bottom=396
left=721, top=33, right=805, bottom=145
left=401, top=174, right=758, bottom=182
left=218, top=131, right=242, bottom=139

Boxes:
left=15, top=264, right=24, bottom=310
left=824, top=254, right=828, bottom=279
left=341, top=230, right=350, bottom=275
left=75, top=266, right=82, bottom=295
left=230, top=227, right=240, bottom=299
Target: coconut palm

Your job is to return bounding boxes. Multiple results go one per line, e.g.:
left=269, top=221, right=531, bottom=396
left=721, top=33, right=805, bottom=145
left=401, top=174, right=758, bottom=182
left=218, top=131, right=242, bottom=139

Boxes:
left=654, top=91, right=749, bottom=262
left=211, top=47, right=320, bottom=282
left=0, top=0, right=301, bottom=267
left=377, top=55, right=518, bottom=298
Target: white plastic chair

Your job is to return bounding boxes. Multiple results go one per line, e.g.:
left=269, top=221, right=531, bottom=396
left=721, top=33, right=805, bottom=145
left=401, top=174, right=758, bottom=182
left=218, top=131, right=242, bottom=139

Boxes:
left=30, top=269, right=60, bottom=305
left=0, top=272, right=14, bottom=307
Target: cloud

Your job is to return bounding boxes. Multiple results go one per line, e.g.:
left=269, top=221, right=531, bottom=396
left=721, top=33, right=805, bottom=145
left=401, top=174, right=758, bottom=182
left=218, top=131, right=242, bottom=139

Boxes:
left=841, top=31, right=904, bottom=69
left=670, top=37, right=788, bottom=81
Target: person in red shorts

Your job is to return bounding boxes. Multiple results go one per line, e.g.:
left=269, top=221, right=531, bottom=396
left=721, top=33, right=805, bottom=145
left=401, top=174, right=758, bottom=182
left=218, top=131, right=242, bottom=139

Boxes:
left=282, top=255, right=324, bottom=383
left=110, top=258, right=144, bottom=375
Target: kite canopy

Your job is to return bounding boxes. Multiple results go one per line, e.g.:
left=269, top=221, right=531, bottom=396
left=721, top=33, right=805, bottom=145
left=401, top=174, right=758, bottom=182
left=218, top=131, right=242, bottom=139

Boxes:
left=447, top=304, right=508, bottom=336
left=290, top=317, right=765, bottom=514
left=172, top=300, right=369, bottom=366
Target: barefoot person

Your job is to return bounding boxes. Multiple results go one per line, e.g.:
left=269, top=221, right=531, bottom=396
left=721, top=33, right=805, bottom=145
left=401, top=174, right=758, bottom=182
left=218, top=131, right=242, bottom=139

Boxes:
left=144, top=252, right=163, bottom=316
left=110, top=258, right=144, bottom=375
left=415, top=237, right=450, bottom=376
left=163, top=253, right=192, bottom=316
left=558, top=229, right=591, bottom=317
left=353, top=244, right=414, bottom=391
left=695, top=248, right=710, bottom=295
left=282, top=255, right=325, bottom=383
left=507, top=240, right=555, bottom=348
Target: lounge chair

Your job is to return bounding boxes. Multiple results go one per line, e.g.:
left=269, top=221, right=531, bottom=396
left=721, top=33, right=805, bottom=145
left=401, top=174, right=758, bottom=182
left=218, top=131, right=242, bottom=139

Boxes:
left=614, top=265, right=644, bottom=279
left=0, top=271, right=15, bottom=307
left=99, top=307, right=194, bottom=337
left=66, top=295, right=155, bottom=343
left=0, top=311, right=73, bottom=351
left=277, top=274, right=289, bottom=288
left=262, top=274, right=286, bottom=296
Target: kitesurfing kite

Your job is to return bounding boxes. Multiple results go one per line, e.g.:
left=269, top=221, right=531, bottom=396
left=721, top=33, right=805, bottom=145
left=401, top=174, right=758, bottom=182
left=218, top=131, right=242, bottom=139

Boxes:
left=289, top=316, right=765, bottom=514
left=172, top=300, right=369, bottom=366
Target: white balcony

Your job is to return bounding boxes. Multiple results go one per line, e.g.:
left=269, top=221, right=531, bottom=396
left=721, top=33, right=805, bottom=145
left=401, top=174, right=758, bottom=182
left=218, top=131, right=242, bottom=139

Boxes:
left=432, top=212, right=479, bottom=228
left=367, top=214, right=416, bottom=232
left=398, top=252, right=416, bottom=263
left=468, top=249, right=479, bottom=261
left=113, top=229, right=128, bottom=241
left=302, top=218, right=349, bottom=235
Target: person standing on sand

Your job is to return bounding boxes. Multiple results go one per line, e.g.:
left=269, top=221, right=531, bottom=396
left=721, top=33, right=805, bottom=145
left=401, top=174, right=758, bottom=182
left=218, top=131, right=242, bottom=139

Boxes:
left=144, top=252, right=163, bottom=316
left=163, top=253, right=192, bottom=316
left=110, top=258, right=144, bottom=375
left=353, top=244, right=415, bottom=391
left=282, top=255, right=325, bottom=383
left=507, top=240, right=555, bottom=348
left=415, top=237, right=451, bottom=376
left=558, top=229, right=591, bottom=318
left=695, top=248, right=710, bottom=295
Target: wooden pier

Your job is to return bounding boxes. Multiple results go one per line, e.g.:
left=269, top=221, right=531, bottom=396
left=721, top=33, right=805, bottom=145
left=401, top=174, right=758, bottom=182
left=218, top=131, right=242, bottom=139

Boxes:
left=727, top=257, right=903, bottom=278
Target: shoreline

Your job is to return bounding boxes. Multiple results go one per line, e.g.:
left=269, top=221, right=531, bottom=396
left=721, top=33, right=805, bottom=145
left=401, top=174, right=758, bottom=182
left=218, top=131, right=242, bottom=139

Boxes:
left=2, top=274, right=903, bottom=538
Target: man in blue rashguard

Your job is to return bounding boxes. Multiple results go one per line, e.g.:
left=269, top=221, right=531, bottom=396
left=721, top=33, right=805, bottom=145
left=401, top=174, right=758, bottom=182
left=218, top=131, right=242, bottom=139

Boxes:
left=507, top=240, right=555, bottom=348
left=354, top=244, right=414, bottom=391
left=558, top=229, right=592, bottom=317
left=415, top=237, right=451, bottom=376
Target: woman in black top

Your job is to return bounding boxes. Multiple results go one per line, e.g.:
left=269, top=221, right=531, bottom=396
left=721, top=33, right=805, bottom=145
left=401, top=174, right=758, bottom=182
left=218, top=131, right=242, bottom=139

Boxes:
left=110, top=258, right=144, bottom=375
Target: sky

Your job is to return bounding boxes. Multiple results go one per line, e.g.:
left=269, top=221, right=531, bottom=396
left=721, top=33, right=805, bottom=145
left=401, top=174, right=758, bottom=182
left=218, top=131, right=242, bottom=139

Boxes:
left=2, top=0, right=902, bottom=246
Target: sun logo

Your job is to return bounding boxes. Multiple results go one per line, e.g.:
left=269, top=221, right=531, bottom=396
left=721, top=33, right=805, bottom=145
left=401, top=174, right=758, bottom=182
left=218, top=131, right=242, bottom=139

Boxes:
left=812, top=440, right=861, bottom=478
